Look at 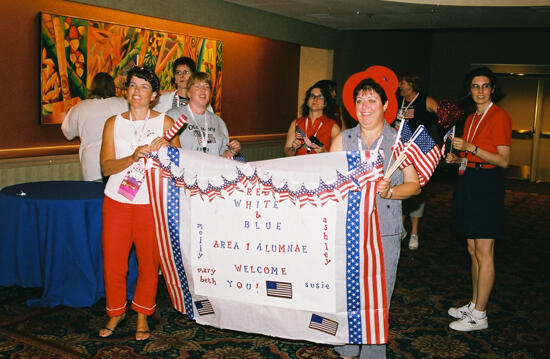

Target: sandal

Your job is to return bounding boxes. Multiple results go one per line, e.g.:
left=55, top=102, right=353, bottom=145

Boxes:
left=135, top=330, right=150, bottom=341
left=99, top=313, right=126, bottom=338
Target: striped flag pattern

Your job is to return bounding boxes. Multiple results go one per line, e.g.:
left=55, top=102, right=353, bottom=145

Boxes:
left=164, top=114, right=187, bottom=141
left=344, top=151, right=388, bottom=344
left=393, top=122, right=441, bottom=187
left=146, top=148, right=194, bottom=318
left=404, top=126, right=441, bottom=187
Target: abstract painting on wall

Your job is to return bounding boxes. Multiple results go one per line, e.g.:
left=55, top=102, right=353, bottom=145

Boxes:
left=40, top=12, right=223, bottom=124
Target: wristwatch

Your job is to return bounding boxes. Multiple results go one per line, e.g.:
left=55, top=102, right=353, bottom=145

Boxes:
left=471, top=146, right=478, bottom=155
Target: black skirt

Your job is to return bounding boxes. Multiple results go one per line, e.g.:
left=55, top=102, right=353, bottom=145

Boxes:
left=452, top=167, right=505, bottom=239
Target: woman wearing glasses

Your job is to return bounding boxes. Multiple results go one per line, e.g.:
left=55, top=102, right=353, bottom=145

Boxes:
left=284, top=84, right=340, bottom=156
left=154, top=56, right=196, bottom=112
left=445, top=67, right=512, bottom=332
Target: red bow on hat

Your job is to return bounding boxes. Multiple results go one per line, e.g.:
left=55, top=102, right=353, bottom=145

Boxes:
left=342, top=65, right=399, bottom=124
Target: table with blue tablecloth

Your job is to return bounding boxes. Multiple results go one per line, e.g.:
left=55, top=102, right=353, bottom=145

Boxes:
left=0, top=181, right=137, bottom=308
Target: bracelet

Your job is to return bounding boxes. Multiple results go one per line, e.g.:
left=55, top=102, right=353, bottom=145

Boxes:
left=388, top=188, right=393, bottom=199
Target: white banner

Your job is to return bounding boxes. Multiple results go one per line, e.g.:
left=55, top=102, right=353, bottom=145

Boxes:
left=147, top=148, right=388, bottom=344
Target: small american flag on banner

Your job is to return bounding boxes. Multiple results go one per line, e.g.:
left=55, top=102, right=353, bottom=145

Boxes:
left=353, top=153, right=384, bottom=189
left=266, top=281, right=292, bottom=299
left=195, top=299, right=215, bottom=316
left=309, top=314, right=338, bottom=336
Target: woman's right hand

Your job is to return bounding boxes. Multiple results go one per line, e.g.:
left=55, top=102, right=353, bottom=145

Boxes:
left=292, top=138, right=302, bottom=151
left=132, top=145, right=151, bottom=162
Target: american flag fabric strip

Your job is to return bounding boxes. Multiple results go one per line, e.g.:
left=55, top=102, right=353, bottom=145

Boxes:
left=164, top=114, right=187, bottom=141
left=146, top=147, right=194, bottom=318
left=195, top=299, right=215, bottom=316
left=309, top=314, right=339, bottom=336
left=266, top=281, right=293, bottom=299
left=345, top=151, right=388, bottom=345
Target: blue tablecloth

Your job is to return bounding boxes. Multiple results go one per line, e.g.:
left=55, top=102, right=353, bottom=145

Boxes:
left=0, top=181, right=137, bottom=308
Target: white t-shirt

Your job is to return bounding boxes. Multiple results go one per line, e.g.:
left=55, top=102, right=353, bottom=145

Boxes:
left=104, top=112, right=165, bottom=204
left=61, top=97, right=128, bottom=181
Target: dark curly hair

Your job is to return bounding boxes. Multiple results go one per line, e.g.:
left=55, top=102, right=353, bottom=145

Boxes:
left=301, top=84, right=334, bottom=118
left=125, top=66, right=160, bottom=94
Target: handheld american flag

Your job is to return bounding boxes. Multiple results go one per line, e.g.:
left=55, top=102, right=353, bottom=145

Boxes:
left=404, top=125, right=441, bottom=186
left=441, top=126, right=456, bottom=155
left=296, top=126, right=313, bottom=148
left=164, top=114, right=187, bottom=141
left=385, top=124, right=440, bottom=186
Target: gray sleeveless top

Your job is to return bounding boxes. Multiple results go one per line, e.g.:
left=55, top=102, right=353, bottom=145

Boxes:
left=342, top=123, right=404, bottom=236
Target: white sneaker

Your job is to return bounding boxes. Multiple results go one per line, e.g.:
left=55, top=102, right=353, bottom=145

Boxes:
left=449, top=312, right=488, bottom=331
left=401, top=230, right=408, bottom=240
left=408, top=234, right=419, bottom=250
left=448, top=302, right=473, bottom=319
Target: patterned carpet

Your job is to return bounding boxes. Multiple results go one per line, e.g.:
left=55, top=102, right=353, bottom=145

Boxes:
left=1, top=175, right=549, bottom=359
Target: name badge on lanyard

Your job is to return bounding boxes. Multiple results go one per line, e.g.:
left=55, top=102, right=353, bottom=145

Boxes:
left=118, top=111, right=150, bottom=201
left=458, top=157, right=468, bottom=175
left=189, top=109, right=209, bottom=153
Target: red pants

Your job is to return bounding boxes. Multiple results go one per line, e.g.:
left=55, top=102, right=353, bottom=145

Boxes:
left=102, top=196, right=160, bottom=317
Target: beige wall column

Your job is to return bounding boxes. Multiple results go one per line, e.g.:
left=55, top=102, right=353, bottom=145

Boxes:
left=297, top=46, right=334, bottom=117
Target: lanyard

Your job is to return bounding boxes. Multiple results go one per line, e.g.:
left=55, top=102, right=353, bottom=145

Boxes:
left=188, top=108, right=209, bottom=151
left=466, top=102, right=493, bottom=143
left=129, top=110, right=150, bottom=149
left=399, top=93, right=419, bottom=116
left=306, top=116, right=323, bottom=137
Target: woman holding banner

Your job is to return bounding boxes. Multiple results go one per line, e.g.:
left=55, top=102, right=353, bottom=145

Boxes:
left=330, top=72, right=421, bottom=358
left=445, top=67, right=511, bottom=332
left=99, top=67, right=180, bottom=340
left=167, top=72, right=240, bottom=158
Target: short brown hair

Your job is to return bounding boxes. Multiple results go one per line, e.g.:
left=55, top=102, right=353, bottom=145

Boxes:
left=186, top=72, right=212, bottom=91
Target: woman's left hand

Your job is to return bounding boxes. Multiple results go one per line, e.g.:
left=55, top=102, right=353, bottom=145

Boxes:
left=149, top=137, right=170, bottom=152
left=377, top=177, right=391, bottom=198
left=310, top=143, right=326, bottom=153
left=452, top=137, right=474, bottom=152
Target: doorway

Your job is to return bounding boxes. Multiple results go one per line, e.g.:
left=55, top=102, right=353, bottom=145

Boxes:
left=475, top=64, right=550, bottom=182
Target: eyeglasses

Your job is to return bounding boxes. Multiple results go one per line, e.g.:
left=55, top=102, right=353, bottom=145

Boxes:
left=470, top=83, right=491, bottom=91
left=309, top=94, right=324, bottom=100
